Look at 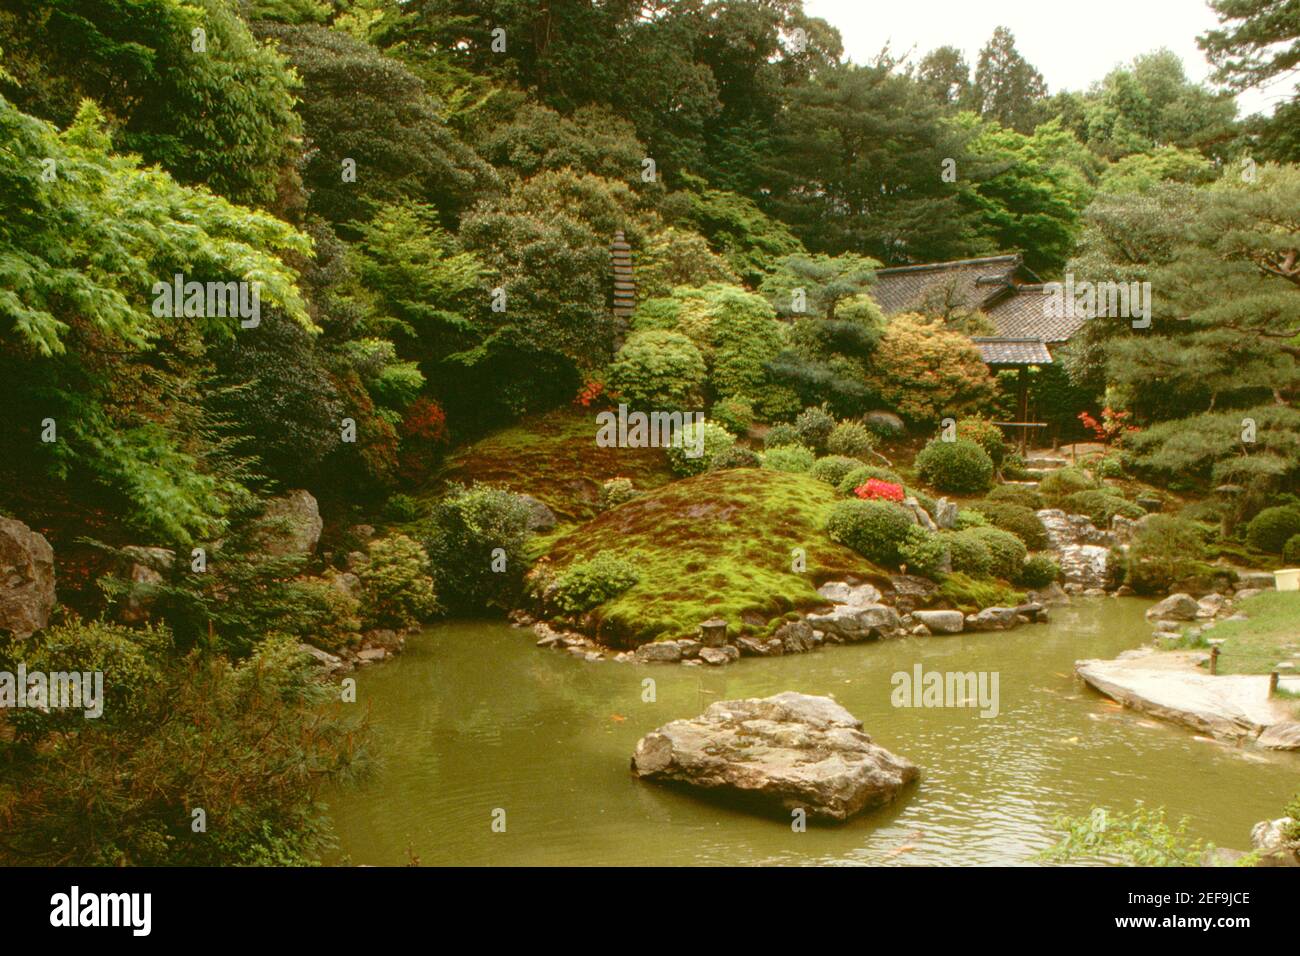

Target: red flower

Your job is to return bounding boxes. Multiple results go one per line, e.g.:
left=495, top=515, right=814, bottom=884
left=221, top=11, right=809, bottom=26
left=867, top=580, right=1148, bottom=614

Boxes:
left=400, top=397, right=449, bottom=445
left=854, top=479, right=905, bottom=502
left=573, top=376, right=605, bottom=408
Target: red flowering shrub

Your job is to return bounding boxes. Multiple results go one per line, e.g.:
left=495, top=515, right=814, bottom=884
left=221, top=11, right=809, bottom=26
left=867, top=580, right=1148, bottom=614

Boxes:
left=854, top=478, right=905, bottom=503
left=401, top=397, right=449, bottom=445
left=573, top=376, right=605, bottom=408
left=1078, top=407, right=1138, bottom=445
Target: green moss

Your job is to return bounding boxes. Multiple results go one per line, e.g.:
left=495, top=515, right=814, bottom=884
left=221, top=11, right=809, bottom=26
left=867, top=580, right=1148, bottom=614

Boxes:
left=938, top=572, right=1025, bottom=613
left=541, top=469, right=887, bottom=644
left=436, top=408, right=674, bottom=524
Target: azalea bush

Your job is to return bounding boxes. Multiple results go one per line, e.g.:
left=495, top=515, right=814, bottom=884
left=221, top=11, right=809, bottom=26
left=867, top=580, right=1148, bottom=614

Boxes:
left=854, top=478, right=905, bottom=503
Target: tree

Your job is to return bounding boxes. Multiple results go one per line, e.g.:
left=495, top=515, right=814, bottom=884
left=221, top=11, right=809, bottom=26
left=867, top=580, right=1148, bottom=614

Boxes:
left=864, top=314, right=996, bottom=425
left=971, top=26, right=1048, bottom=133
left=758, top=253, right=880, bottom=320
left=917, top=45, right=971, bottom=106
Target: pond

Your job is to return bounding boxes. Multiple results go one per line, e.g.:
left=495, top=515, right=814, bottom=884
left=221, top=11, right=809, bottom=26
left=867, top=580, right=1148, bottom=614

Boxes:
left=324, top=598, right=1299, bottom=866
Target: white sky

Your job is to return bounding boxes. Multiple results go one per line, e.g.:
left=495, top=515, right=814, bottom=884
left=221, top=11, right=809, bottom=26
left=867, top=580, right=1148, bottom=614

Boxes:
left=805, top=0, right=1283, bottom=117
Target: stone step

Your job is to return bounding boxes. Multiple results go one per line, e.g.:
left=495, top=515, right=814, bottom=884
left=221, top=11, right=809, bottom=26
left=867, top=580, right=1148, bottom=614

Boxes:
left=1024, top=457, right=1069, bottom=469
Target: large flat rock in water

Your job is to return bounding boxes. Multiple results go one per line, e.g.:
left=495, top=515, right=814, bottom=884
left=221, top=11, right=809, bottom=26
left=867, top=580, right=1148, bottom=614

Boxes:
left=630, top=692, right=918, bottom=822
left=1075, top=649, right=1298, bottom=746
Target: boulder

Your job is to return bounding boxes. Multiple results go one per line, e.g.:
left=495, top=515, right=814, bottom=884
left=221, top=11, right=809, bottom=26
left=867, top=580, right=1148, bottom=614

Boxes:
left=1196, top=593, right=1226, bottom=619
left=698, top=645, right=739, bottom=666
left=1250, top=817, right=1299, bottom=866
left=966, top=606, right=1021, bottom=631
left=805, top=603, right=902, bottom=643
left=1037, top=508, right=1114, bottom=549
left=816, top=581, right=882, bottom=607
left=863, top=410, right=905, bottom=437
left=118, top=545, right=176, bottom=624
left=1258, top=721, right=1300, bottom=751
left=902, top=496, right=937, bottom=532
left=912, top=609, right=964, bottom=634
left=0, top=518, right=55, bottom=638
left=931, top=497, right=958, bottom=530
left=299, top=643, right=348, bottom=676
left=630, top=691, right=918, bottom=822
left=1028, top=582, right=1070, bottom=605
left=774, top=620, right=817, bottom=654
left=1235, top=571, right=1275, bottom=591
left=737, top=635, right=783, bottom=657
left=517, top=494, right=557, bottom=533
left=1014, top=601, right=1048, bottom=624
left=257, top=490, right=323, bottom=557
left=635, top=641, right=683, bottom=663
left=1145, top=593, right=1198, bottom=622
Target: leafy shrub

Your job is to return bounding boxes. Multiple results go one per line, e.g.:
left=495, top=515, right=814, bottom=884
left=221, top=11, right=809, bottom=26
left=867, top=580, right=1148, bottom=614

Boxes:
left=1284, top=535, right=1300, bottom=565
left=898, top=526, right=950, bottom=578
left=836, top=465, right=904, bottom=496
left=864, top=314, right=996, bottom=425
left=1246, top=505, right=1300, bottom=554
left=810, top=455, right=861, bottom=486
left=358, top=534, right=440, bottom=629
left=709, top=444, right=762, bottom=470
left=383, top=493, right=422, bottom=523
left=1039, top=466, right=1098, bottom=502
left=945, top=529, right=993, bottom=576
left=825, top=420, right=874, bottom=458
left=987, top=484, right=1045, bottom=511
left=1125, top=516, right=1207, bottom=594
left=1017, top=554, right=1060, bottom=588
left=762, top=444, right=816, bottom=473
left=605, top=329, right=707, bottom=409
left=964, top=526, right=1028, bottom=580
left=710, top=395, right=755, bottom=436
left=953, top=509, right=990, bottom=530
left=957, top=418, right=1007, bottom=469
left=1063, top=490, right=1145, bottom=528
left=1095, top=454, right=1126, bottom=479
left=764, top=423, right=801, bottom=449
left=553, top=551, right=640, bottom=614
left=422, top=484, right=533, bottom=613
left=970, top=501, right=1049, bottom=549
left=825, top=499, right=915, bottom=566
left=915, top=439, right=994, bottom=494
left=794, top=405, right=836, bottom=453
left=600, top=477, right=640, bottom=510
left=281, top=578, right=363, bottom=653
left=666, top=420, right=736, bottom=476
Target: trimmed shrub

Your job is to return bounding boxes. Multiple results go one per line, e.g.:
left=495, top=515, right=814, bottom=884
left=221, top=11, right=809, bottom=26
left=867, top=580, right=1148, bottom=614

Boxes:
left=553, top=551, right=639, bottom=614
left=836, top=465, right=904, bottom=496
left=825, top=499, right=915, bottom=566
left=953, top=509, right=990, bottom=530
left=915, top=439, right=994, bottom=494
left=794, top=404, right=836, bottom=453
left=964, top=526, right=1027, bottom=580
left=600, top=477, right=640, bottom=510
left=666, top=421, right=736, bottom=476
left=957, top=417, right=1007, bottom=469
left=711, top=395, right=755, bottom=436
left=970, top=501, right=1049, bottom=550
left=945, top=529, right=993, bottom=577
left=1125, top=516, right=1207, bottom=594
left=825, top=420, right=874, bottom=458
left=1038, top=466, right=1098, bottom=502
left=810, top=455, right=861, bottom=486
left=383, top=493, right=422, bottom=523
left=762, top=444, right=816, bottom=474
left=605, top=329, right=707, bottom=409
left=898, top=526, right=950, bottom=578
left=987, top=484, right=1045, bottom=511
left=1284, top=534, right=1300, bottom=565
left=1246, top=505, right=1300, bottom=554
left=422, top=484, right=533, bottom=613
left=358, top=534, right=440, bottom=629
left=1017, top=554, right=1060, bottom=588
left=709, top=444, right=762, bottom=471
left=763, top=423, right=801, bottom=449
left=1063, top=490, right=1145, bottom=528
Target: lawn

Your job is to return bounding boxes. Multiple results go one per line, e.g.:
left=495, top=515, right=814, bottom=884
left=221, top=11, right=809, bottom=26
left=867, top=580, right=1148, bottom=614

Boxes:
left=1208, top=591, right=1300, bottom=677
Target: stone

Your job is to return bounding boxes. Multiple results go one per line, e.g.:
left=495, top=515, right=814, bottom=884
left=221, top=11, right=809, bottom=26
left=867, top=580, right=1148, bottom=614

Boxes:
left=966, top=607, right=1020, bottom=631
left=737, top=636, right=782, bottom=657
left=299, top=643, right=347, bottom=675
left=911, top=609, right=964, bottom=634
left=1250, top=817, right=1299, bottom=866
left=1196, top=593, right=1226, bottom=619
left=1028, top=582, right=1070, bottom=605
left=1235, top=571, right=1275, bottom=591
left=1234, top=587, right=1263, bottom=602
left=805, top=603, right=903, bottom=643
left=357, top=647, right=388, bottom=662
left=118, top=545, right=176, bottom=624
left=887, top=574, right=939, bottom=614
left=698, top=618, right=728, bottom=647
left=698, top=645, right=739, bottom=666
left=932, top=497, right=958, bottom=530
left=774, top=620, right=816, bottom=654
left=635, top=641, right=683, bottom=663
left=863, top=410, right=905, bottom=437
left=816, top=581, right=882, bottom=607
left=902, top=496, right=938, bottom=532
left=630, top=692, right=918, bottom=822
left=517, top=494, right=557, bottom=533
left=1146, top=593, right=1199, bottom=622
left=328, top=570, right=363, bottom=601
left=1152, top=619, right=1181, bottom=634
left=0, top=517, right=56, bottom=638
left=1014, top=602, right=1047, bottom=623
left=1136, top=496, right=1163, bottom=513
left=256, top=490, right=323, bottom=557
left=676, top=639, right=702, bottom=659
left=1257, top=722, right=1300, bottom=751
left=1110, top=514, right=1144, bottom=545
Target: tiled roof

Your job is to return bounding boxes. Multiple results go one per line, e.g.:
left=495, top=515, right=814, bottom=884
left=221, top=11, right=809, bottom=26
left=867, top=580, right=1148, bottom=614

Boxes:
left=870, top=255, right=1026, bottom=316
left=971, top=337, right=1053, bottom=366
left=984, top=285, right=1088, bottom=343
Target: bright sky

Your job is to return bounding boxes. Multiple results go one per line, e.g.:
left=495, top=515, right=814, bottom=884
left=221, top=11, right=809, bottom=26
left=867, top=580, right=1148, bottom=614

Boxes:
left=804, top=0, right=1282, bottom=117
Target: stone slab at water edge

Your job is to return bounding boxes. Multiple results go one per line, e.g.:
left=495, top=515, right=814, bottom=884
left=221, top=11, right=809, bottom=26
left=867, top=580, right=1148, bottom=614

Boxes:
left=630, top=692, right=919, bottom=822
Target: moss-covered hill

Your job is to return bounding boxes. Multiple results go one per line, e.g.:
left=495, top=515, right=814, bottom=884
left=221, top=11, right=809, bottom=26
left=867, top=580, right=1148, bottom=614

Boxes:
left=538, top=468, right=888, bottom=645
left=436, top=408, right=674, bottom=524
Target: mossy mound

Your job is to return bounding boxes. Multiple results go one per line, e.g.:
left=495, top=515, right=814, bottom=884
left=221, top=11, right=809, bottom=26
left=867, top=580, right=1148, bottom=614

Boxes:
left=435, top=408, right=674, bottom=524
left=540, top=469, right=887, bottom=645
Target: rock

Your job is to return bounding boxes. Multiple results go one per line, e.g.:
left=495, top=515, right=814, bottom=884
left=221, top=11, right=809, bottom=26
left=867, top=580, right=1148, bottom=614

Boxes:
left=1146, top=593, right=1198, bottom=621
left=118, top=545, right=176, bottom=624
left=1234, top=587, right=1263, bottom=602
left=1235, top=571, right=1275, bottom=591
left=737, top=636, right=782, bottom=657
left=299, top=643, right=347, bottom=675
left=966, top=606, right=1020, bottom=631
left=1110, top=514, right=1144, bottom=544
left=698, top=618, right=728, bottom=647
left=676, top=639, right=702, bottom=659
left=517, top=495, right=557, bottom=532
left=257, top=490, right=323, bottom=557
left=1136, top=496, right=1163, bottom=513
left=630, top=691, right=918, bottom=822
left=887, top=574, right=939, bottom=614
left=698, top=645, right=739, bottom=665
left=635, top=641, right=683, bottom=663
left=0, top=517, right=56, bottom=638
left=1152, top=619, right=1181, bottom=634
left=1257, top=722, right=1300, bottom=751
left=816, top=581, right=882, bottom=607
left=902, top=496, right=938, bottom=532
left=1037, top=508, right=1114, bottom=549
left=1028, top=582, right=1070, bottom=605
left=912, top=609, right=964, bottom=634
left=327, top=570, right=363, bottom=601
left=863, top=410, right=905, bottom=437
left=1250, top=818, right=1299, bottom=866
left=805, top=603, right=903, bottom=643
left=1196, top=593, right=1226, bottom=618
left=357, top=647, right=388, bottom=662
left=345, top=550, right=369, bottom=571
left=1014, top=601, right=1047, bottom=623
left=774, top=620, right=816, bottom=654
left=932, top=497, right=958, bottom=530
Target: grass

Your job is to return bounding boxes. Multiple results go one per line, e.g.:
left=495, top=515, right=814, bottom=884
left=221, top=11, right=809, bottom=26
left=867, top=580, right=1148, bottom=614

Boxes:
left=1201, top=591, right=1300, bottom=676
left=432, top=407, right=674, bottom=524
left=538, top=468, right=889, bottom=645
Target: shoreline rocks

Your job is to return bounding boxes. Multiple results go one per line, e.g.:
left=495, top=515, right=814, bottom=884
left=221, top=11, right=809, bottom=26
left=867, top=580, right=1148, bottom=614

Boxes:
left=630, top=691, right=919, bottom=822
left=0, top=517, right=56, bottom=638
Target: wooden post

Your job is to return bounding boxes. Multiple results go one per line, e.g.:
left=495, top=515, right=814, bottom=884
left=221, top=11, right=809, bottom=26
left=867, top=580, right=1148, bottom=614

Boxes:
left=1269, top=670, right=1279, bottom=697
left=1210, top=644, right=1219, bottom=675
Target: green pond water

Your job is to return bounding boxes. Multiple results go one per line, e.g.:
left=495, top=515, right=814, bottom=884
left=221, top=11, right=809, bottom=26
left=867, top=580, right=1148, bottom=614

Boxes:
left=324, top=598, right=1299, bottom=866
